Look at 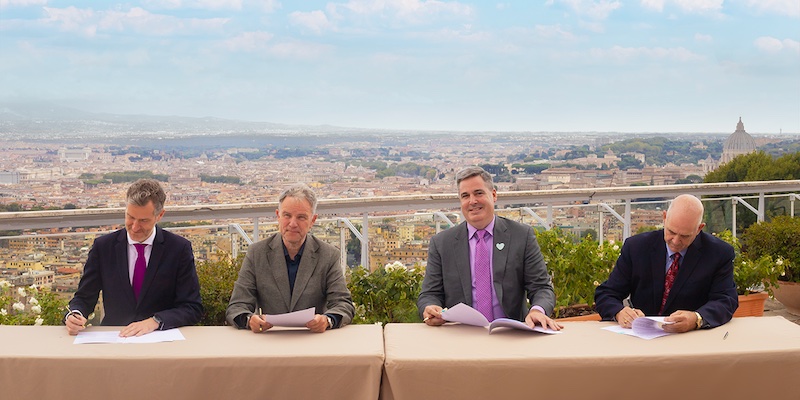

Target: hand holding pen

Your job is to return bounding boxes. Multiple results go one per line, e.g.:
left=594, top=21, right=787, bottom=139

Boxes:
left=64, top=307, right=91, bottom=336
left=248, top=307, right=272, bottom=333
left=422, top=305, right=447, bottom=326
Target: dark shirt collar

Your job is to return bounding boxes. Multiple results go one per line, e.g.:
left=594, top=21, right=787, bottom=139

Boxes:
left=282, top=240, right=306, bottom=261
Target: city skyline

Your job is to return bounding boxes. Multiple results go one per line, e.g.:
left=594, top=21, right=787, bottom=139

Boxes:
left=1, top=1, right=798, bottom=134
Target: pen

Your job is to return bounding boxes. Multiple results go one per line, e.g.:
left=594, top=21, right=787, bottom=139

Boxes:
left=423, top=308, right=448, bottom=323
left=257, top=307, right=263, bottom=332
left=723, top=331, right=729, bottom=340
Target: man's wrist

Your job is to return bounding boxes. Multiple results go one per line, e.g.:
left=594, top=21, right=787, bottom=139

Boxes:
left=152, top=315, right=163, bottom=330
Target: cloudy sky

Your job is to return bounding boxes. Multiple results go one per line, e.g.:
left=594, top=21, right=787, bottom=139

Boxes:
left=0, top=0, right=798, bottom=133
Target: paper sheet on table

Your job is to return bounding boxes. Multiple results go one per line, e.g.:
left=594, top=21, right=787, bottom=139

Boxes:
left=74, top=328, right=186, bottom=344
left=602, top=316, right=675, bottom=340
left=441, top=303, right=561, bottom=334
left=264, top=307, right=315, bottom=327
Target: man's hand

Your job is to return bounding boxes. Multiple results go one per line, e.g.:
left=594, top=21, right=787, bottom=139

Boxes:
left=663, top=310, right=698, bottom=333
left=306, top=314, right=330, bottom=333
left=65, top=313, right=87, bottom=336
left=248, top=313, right=273, bottom=333
left=615, top=306, right=644, bottom=329
left=119, top=317, right=159, bottom=337
left=525, top=309, right=563, bottom=331
left=422, top=305, right=446, bottom=326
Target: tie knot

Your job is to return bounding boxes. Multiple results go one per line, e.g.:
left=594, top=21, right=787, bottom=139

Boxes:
left=671, top=253, right=681, bottom=263
left=477, top=229, right=489, bottom=241
left=134, top=243, right=147, bottom=254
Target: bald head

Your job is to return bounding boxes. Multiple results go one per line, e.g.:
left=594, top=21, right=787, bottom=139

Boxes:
left=663, top=194, right=705, bottom=253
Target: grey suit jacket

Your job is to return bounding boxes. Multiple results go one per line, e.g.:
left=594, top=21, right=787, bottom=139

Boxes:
left=226, top=233, right=354, bottom=328
left=417, top=216, right=556, bottom=321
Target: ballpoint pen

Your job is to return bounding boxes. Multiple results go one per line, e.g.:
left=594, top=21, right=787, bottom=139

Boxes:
left=723, top=331, right=729, bottom=340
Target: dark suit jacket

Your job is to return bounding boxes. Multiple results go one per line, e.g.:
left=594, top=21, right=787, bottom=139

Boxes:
left=417, top=216, right=556, bottom=321
left=68, top=227, right=203, bottom=329
left=595, top=230, right=737, bottom=328
left=226, top=233, right=354, bottom=328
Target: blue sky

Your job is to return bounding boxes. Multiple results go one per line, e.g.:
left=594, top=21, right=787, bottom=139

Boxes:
left=1, top=0, right=798, bottom=133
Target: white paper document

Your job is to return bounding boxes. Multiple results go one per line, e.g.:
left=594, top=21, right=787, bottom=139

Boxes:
left=441, top=303, right=561, bottom=334
left=602, top=316, right=675, bottom=340
left=73, top=328, right=186, bottom=344
left=264, top=307, right=315, bottom=327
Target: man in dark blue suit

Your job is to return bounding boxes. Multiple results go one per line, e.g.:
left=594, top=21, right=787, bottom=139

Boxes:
left=595, top=194, right=737, bottom=333
left=66, top=179, right=203, bottom=336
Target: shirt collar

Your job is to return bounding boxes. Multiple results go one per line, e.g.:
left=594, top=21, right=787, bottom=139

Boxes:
left=467, top=217, right=496, bottom=239
left=127, top=228, right=156, bottom=246
left=282, top=240, right=307, bottom=261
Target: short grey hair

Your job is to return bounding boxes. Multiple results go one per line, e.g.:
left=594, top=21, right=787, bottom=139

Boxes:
left=126, top=179, right=167, bottom=215
left=455, top=166, right=494, bottom=191
left=278, top=183, right=318, bottom=214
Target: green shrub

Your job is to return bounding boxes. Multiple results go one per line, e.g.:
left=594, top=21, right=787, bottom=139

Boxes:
left=347, top=262, right=424, bottom=324
left=715, top=230, right=784, bottom=295
left=196, top=253, right=243, bottom=326
left=740, top=216, right=800, bottom=283
left=536, top=228, right=619, bottom=316
left=0, top=282, right=69, bottom=326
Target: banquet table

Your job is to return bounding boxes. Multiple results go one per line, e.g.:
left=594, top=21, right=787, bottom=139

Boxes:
left=381, top=316, right=800, bottom=400
left=0, top=324, right=385, bottom=400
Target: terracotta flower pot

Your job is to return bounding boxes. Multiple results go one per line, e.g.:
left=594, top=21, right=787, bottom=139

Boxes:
left=773, top=281, right=800, bottom=316
left=555, top=313, right=602, bottom=322
left=732, top=291, right=768, bottom=317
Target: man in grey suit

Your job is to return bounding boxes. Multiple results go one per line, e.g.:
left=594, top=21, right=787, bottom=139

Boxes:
left=417, top=166, right=562, bottom=330
left=226, top=184, right=354, bottom=333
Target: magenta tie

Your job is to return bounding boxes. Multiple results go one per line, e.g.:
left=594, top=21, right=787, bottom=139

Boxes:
left=659, top=253, right=681, bottom=314
left=132, top=243, right=147, bottom=300
left=473, top=229, right=494, bottom=321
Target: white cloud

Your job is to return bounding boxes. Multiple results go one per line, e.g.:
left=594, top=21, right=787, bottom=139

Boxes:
left=251, top=0, right=280, bottom=13
left=640, top=0, right=723, bottom=14
left=694, top=33, right=713, bottom=43
left=289, top=10, right=335, bottom=34
left=590, top=45, right=702, bottom=62
left=224, top=31, right=274, bottom=51
left=534, top=24, right=578, bottom=41
left=0, top=0, right=46, bottom=8
left=755, top=36, right=800, bottom=54
left=746, top=0, right=800, bottom=18
left=546, top=0, right=622, bottom=20
left=334, top=0, right=474, bottom=24
left=268, top=40, right=332, bottom=59
left=142, top=0, right=244, bottom=10
left=42, top=6, right=229, bottom=37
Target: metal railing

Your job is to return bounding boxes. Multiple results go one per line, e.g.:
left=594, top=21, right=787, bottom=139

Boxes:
left=2, top=180, right=800, bottom=271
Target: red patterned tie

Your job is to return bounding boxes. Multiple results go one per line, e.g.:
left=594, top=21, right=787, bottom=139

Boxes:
left=132, top=243, right=147, bottom=300
left=659, top=253, right=681, bottom=314
left=473, top=229, right=494, bottom=321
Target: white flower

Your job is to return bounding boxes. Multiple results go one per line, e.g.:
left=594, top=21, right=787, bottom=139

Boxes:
left=34, top=317, right=43, bottom=326
left=776, top=259, right=784, bottom=266
left=12, top=302, right=25, bottom=312
left=29, top=284, right=38, bottom=290
left=31, top=305, right=42, bottom=314
left=384, top=261, right=406, bottom=273
left=17, top=287, right=26, bottom=297
left=28, top=297, right=38, bottom=305
left=593, top=281, right=600, bottom=286
left=0, top=309, right=7, bottom=316
left=612, top=245, right=619, bottom=251
left=0, top=280, right=10, bottom=288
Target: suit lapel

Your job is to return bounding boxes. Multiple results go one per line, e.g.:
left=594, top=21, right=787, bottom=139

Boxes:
left=115, top=230, right=136, bottom=307
left=269, top=234, right=292, bottom=311
left=137, top=226, right=164, bottom=306
left=650, top=234, right=668, bottom=310
left=455, top=223, right=473, bottom=306
left=290, top=235, right=319, bottom=310
left=492, top=217, right=510, bottom=308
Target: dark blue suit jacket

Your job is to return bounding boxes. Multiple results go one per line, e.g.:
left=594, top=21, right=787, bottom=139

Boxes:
left=595, top=230, right=737, bottom=328
left=69, top=226, right=203, bottom=329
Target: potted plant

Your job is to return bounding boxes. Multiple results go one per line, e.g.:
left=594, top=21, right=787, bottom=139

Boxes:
left=537, top=228, right=618, bottom=321
left=740, top=216, right=800, bottom=316
left=347, top=261, right=425, bottom=324
left=715, top=230, right=784, bottom=317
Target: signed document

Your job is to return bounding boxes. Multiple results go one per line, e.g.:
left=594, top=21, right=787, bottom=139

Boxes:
left=602, top=316, right=675, bottom=340
left=74, top=328, right=186, bottom=344
left=264, top=307, right=315, bottom=327
left=441, top=303, right=561, bottom=334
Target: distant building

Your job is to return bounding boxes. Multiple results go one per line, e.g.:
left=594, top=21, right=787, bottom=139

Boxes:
left=59, top=147, right=91, bottom=162
left=721, top=117, right=757, bottom=164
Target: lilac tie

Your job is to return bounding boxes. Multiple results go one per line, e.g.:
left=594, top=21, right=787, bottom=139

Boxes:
left=474, top=229, right=494, bottom=321
left=132, top=243, right=147, bottom=300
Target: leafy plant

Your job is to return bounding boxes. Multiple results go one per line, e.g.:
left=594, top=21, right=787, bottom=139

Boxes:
left=347, top=262, right=424, bottom=324
left=715, top=230, right=785, bottom=295
left=536, top=228, right=620, bottom=317
left=195, top=253, right=243, bottom=326
left=0, top=281, right=68, bottom=326
left=740, top=216, right=800, bottom=283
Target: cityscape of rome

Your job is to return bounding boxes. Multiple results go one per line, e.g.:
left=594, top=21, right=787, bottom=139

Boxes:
left=1, top=111, right=799, bottom=300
